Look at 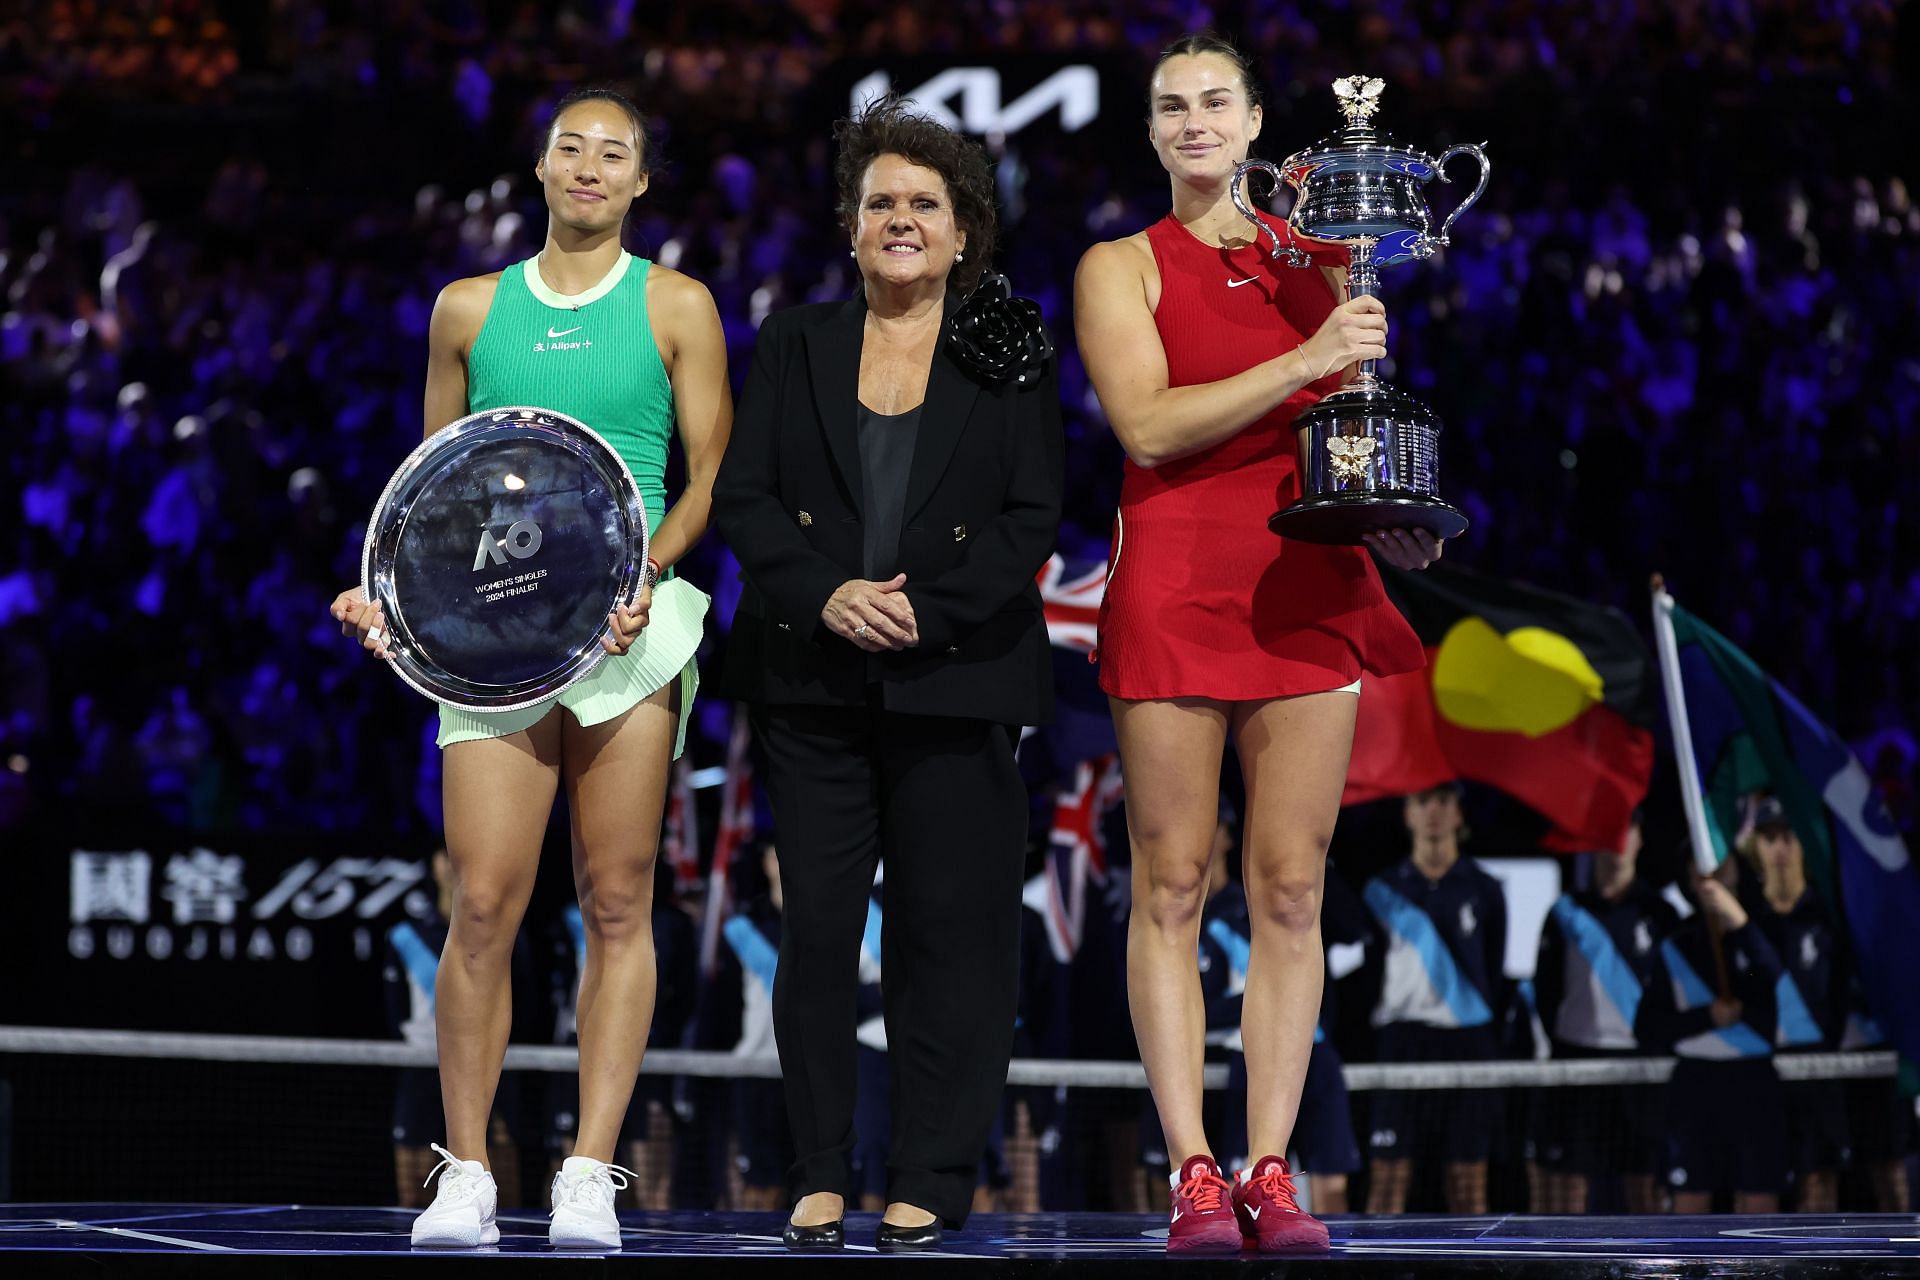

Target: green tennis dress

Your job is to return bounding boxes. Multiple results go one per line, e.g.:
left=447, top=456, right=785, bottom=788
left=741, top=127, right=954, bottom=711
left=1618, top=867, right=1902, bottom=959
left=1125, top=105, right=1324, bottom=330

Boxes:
left=435, top=250, right=708, bottom=757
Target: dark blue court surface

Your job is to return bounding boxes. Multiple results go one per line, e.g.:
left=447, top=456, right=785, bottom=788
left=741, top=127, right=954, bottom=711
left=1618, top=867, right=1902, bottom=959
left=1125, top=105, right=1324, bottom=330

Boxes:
left=4, top=1206, right=1920, bottom=1276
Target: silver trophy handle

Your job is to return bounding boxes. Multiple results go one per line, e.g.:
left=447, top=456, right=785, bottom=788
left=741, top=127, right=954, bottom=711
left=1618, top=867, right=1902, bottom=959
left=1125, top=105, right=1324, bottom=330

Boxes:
left=1230, top=159, right=1312, bottom=266
left=1428, top=143, right=1490, bottom=248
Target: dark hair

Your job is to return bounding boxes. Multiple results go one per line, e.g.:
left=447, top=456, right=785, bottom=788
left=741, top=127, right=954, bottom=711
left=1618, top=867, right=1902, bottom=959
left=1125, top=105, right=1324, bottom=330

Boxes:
left=1149, top=30, right=1265, bottom=112
left=833, top=95, right=998, bottom=296
left=542, top=86, right=650, bottom=171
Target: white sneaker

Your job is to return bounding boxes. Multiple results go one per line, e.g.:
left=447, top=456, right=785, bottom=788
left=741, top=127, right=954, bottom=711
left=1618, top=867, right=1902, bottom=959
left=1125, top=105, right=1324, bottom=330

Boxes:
left=411, top=1144, right=499, bottom=1247
left=548, top=1154, right=635, bottom=1249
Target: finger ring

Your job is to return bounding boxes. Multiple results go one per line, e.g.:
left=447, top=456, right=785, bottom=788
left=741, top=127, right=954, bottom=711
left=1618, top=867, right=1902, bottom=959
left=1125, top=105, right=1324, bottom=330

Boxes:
left=367, top=627, right=384, bottom=647
left=855, top=624, right=871, bottom=638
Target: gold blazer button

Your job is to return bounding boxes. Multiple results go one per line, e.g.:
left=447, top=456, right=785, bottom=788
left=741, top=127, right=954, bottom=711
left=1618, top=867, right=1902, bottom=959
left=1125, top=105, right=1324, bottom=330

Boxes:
left=953, top=524, right=968, bottom=542
left=797, top=510, right=813, bottom=527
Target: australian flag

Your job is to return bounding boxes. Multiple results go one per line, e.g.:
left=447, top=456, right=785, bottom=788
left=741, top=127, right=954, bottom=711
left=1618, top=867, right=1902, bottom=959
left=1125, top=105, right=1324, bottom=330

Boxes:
left=1043, top=754, right=1123, bottom=963
left=698, top=706, right=757, bottom=977
left=1036, top=552, right=1106, bottom=654
left=661, top=757, right=702, bottom=898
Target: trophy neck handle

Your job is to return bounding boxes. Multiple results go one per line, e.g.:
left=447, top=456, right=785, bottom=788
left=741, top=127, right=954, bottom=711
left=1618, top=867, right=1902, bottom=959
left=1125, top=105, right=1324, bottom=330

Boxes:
left=1229, top=159, right=1310, bottom=265
left=1431, top=143, right=1490, bottom=246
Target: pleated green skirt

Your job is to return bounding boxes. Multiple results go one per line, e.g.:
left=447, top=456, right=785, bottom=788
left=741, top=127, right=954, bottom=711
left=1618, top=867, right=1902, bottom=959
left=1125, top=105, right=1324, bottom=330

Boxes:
left=435, top=575, right=709, bottom=759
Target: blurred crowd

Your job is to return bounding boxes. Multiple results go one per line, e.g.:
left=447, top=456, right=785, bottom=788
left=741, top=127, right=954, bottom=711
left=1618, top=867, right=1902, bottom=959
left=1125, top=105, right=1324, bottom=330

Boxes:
left=3, top=2, right=1917, bottom=841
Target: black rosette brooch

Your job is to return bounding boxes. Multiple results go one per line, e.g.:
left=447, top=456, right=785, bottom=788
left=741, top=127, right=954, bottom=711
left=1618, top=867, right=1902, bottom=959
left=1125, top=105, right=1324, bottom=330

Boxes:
left=946, top=273, right=1053, bottom=386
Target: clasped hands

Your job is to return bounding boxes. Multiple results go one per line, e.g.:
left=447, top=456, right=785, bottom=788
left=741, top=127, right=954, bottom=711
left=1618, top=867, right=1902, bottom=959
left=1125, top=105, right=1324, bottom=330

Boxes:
left=823, top=573, right=918, bottom=652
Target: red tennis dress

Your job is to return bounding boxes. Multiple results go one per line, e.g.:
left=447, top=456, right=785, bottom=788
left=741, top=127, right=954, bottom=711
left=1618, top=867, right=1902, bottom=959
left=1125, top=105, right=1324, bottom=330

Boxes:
left=1095, top=212, right=1425, bottom=701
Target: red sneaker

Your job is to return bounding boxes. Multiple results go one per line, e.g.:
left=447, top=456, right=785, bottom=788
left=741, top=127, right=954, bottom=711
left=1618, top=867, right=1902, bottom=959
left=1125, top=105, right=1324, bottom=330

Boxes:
left=1233, top=1155, right=1330, bottom=1252
left=1166, top=1154, right=1242, bottom=1253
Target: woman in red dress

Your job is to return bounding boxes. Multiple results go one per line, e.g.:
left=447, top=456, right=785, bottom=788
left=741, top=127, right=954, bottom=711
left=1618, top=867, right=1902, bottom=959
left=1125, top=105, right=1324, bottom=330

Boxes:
left=1074, top=33, right=1443, bottom=1253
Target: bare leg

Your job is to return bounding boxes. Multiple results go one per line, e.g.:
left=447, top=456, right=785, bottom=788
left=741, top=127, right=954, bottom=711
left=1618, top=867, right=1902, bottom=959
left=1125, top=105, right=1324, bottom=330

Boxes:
left=1310, top=1172, right=1349, bottom=1215
left=1561, top=1171, right=1591, bottom=1214
left=723, top=1134, right=743, bottom=1209
left=1106, top=1116, right=1151, bottom=1211
left=1005, top=1101, right=1040, bottom=1213
left=565, top=681, right=677, bottom=1162
left=627, top=1102, right=673, bottom=1210
left=486, top=1116, right=520, bottom=1208
left=1869, top=1158, right=1911, bottom=1212
left=1367, top=1157, right=1410, bottom=1214
left=1623, top=1173, right=1664, bottom=1215
left=1671, top=1190, right=1712, bottom=1215
left=1794, top=1170, right=1837, bottom=1214
left=792, top=1192, right=844, bottom=1226
left=395, top=1146, right=436, bottom=1207
left=1234, top=692, right=1355, bottom=1161
left=1111, top=696, right=1232, bottom=1166
left=1445, top=1160, right=1488, bottom=1214
left=1733, top=1191, right=1779, bottom=1214
left=438, top=713, right=563, bottom=1162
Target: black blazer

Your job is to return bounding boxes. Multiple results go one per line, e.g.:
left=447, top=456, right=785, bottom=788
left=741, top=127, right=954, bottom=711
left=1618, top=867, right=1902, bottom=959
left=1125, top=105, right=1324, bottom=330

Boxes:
left=714, top=294, right=1063, bottom=727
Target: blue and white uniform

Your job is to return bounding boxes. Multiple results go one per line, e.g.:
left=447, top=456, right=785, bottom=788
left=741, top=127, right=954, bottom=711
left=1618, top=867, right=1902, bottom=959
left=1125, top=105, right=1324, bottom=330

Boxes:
left=382, top=914, right=448, bottom=1145
left=717, top=896, right=788, bottom=1190
left=1753, top=888, right=1850, bottom=1180
left=1532, top=879, right=1679, bottom=1175
left=1364, top=856, right=1510, bottom=1165
left=1642, top=912, right=1786, bottom=1196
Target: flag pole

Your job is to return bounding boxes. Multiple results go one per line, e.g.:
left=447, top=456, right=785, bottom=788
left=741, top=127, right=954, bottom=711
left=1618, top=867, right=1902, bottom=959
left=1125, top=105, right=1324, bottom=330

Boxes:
left=1651, top=575, right=1720, bottom=878
left=1651, top=575, right=1733, bottom=997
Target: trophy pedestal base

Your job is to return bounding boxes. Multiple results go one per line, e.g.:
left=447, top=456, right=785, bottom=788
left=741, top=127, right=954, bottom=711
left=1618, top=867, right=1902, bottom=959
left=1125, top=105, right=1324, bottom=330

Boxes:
left=1268, top=491, right=1468, bottom=545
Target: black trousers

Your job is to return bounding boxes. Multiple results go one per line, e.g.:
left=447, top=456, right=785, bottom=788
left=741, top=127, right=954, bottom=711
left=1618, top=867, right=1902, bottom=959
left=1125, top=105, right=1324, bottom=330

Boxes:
left=752, top=701, right=1026, bottom=1227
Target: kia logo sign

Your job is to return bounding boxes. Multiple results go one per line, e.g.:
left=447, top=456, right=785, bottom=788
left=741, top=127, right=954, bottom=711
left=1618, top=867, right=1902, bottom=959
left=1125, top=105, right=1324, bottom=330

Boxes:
left=853, top=66, right=1100, bottom=135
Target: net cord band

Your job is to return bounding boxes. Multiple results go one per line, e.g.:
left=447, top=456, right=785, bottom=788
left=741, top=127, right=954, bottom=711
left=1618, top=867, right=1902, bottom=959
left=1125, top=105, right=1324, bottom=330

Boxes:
left=0, top=1025, right=1893, bottom=1091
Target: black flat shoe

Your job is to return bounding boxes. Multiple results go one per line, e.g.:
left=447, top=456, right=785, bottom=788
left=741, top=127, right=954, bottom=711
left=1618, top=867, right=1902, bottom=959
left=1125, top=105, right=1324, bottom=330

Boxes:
left=875, top=1219, right=943, bottom=1250
left=782, top=1218, right=845, bottom=1250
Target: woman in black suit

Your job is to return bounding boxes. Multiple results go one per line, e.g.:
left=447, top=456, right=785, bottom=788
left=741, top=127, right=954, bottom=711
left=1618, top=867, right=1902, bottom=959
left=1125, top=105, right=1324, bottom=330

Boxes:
left=713, top=98, right=1061, bottom=1250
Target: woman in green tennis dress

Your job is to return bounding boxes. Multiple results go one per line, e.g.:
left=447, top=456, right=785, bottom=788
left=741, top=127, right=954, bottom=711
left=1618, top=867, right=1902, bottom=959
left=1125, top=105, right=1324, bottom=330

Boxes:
left=331, top=88, right=730, bottom=1251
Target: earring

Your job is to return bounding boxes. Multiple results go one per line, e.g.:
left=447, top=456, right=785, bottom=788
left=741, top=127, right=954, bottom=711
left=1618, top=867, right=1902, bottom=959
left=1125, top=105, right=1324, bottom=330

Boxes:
left=956, top=250, right=965, bottom=262
left=848, top=249, right=856, bottom=258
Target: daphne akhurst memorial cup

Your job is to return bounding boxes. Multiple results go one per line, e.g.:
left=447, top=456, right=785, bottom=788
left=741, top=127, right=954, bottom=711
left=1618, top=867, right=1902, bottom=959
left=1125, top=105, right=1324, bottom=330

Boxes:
left=1232, top=75, right=1489, bottom=545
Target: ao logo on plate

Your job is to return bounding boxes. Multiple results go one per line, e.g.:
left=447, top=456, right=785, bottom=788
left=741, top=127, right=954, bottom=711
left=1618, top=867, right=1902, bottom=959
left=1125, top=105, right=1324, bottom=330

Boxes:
left=472, top=520, right=544, bottom=571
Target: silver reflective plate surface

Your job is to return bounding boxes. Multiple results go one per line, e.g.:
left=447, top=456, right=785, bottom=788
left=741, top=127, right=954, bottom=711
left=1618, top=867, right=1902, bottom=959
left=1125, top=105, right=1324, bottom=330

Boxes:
left=360, top=406, right=648, bottom=712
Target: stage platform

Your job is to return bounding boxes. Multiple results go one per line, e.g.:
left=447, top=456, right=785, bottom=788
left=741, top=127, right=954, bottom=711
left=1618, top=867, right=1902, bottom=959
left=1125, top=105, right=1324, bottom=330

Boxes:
left=4, top=1206, right=1919, bottom=1275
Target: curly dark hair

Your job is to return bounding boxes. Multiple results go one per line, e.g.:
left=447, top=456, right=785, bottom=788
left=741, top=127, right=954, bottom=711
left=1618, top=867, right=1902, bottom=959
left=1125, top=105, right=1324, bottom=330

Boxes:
left=833, top=96, right=998, bottom=296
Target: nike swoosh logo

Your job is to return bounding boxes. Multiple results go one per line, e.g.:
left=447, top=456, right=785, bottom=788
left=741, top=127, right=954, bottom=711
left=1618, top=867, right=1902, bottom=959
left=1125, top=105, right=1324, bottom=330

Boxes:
left=1248, top=1206, right=1261, bottom=1220
left=548, top=325, right=583, bottom=338
left=1226, top=277, right=1259, bottom=288
left=1170, top=1210, right=1183, bottom=1223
